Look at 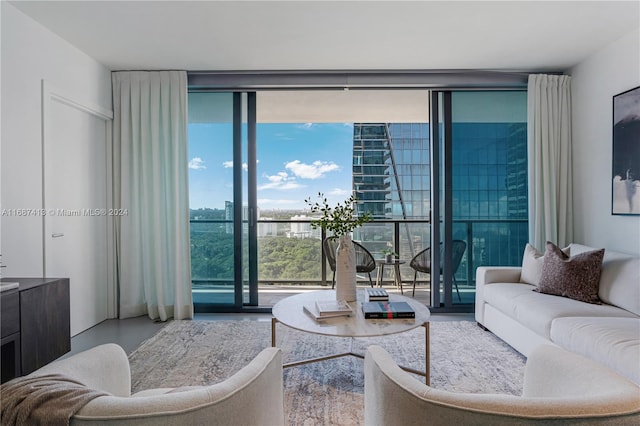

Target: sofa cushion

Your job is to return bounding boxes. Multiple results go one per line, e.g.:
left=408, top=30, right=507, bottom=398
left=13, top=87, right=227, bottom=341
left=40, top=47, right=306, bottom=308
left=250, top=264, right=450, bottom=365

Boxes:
left=536, top=242, right=604, bottom=304
left=550, top=317, right=640, bottom=385
left=520, top=243, right=570, bottom=286
left=571, top=243, right=640, bottom=316
left=483, top=283, right=637, bottom=339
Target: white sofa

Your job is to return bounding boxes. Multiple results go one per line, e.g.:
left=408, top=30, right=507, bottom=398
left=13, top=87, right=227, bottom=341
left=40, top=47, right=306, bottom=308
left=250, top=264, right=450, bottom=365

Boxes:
left=475, top=243, right=640, bottom=385
left=13, top=343, right=285, bottom=425
left=365, top=344, right=640, bottom=425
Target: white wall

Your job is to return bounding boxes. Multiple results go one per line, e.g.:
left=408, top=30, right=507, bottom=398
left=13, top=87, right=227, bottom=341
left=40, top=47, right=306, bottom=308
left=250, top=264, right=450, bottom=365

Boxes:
left=1, top=2, right=112, bottom=277
left=570, top=28, right=640, bottom=256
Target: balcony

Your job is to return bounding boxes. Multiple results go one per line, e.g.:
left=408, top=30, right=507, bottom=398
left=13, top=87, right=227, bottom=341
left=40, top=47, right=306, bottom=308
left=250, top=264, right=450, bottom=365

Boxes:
left=190, top=218, right=527, bottom=309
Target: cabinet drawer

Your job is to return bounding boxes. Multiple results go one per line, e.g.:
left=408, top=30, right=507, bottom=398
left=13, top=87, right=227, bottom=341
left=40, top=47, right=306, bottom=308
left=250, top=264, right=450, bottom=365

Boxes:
left=1, top=291, right=19, bottom=338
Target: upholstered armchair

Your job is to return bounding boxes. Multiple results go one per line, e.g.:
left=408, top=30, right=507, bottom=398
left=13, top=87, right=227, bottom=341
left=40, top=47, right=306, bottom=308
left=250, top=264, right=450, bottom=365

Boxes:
left=365, top=344, right=640, bottom=426
left=23, top=343, right=284, bottom=425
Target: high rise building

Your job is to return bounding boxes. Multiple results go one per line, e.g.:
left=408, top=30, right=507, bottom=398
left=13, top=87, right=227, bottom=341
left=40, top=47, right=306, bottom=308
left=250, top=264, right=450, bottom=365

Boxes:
left=352, top=110, right=528, bottom=282
left=352, top=123, right=430, bottom=221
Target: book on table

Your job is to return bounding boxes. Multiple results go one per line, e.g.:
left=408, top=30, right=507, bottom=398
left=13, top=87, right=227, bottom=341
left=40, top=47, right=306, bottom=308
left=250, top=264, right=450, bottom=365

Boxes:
left=315, top=300, right=353, bottom=316
left=365, top=288, right=389, bottom=301
left=303, top=302, right=352, bottom=321
left=361, top=301, right=415, bottom=319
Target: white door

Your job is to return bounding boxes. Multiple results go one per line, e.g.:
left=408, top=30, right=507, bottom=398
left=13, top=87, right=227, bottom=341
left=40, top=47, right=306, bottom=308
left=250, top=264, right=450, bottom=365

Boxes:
left=44, top=98, right=109, bottom=336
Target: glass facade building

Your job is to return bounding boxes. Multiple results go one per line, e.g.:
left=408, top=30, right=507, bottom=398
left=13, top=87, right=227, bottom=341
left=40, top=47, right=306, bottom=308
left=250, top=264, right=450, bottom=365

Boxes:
left=353, top=123, right=430, bottom=220
left=352, top=91, right=528, bottom=303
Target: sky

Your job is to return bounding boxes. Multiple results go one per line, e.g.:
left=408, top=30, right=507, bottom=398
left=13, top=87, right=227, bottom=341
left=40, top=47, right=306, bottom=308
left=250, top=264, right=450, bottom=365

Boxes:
left=188, top=123, right=355, bottom=211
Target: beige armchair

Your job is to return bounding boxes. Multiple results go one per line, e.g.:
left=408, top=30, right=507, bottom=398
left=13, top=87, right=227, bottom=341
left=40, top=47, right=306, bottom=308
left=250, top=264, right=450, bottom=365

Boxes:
left=364, top=344, right=640, bottom=425
left=27, top=343, right=284, bottom=425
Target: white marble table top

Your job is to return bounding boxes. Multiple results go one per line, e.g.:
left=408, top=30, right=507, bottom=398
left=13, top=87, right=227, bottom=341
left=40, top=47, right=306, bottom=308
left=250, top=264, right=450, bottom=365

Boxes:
left=272, top=289, right=430, bottom=338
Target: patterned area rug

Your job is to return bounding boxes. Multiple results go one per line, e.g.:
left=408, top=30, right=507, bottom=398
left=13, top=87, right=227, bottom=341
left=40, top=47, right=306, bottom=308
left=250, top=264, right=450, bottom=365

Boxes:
left=128, top=320, right=525, bottom=425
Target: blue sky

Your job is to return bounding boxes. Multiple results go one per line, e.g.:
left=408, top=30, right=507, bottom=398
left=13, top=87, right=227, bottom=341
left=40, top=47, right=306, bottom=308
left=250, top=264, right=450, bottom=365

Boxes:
left=188, top=123, right=354, bottom=210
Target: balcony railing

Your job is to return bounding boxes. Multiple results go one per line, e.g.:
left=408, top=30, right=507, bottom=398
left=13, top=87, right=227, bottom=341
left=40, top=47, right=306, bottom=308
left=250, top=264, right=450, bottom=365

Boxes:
left=189, top=218, right=527, bottom=292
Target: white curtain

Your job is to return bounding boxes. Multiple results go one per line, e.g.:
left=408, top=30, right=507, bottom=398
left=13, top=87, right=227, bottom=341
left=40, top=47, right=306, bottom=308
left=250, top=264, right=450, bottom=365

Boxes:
left=112, top=71, right=193, bottom=321
left=527, top=74, right=573, bottom=249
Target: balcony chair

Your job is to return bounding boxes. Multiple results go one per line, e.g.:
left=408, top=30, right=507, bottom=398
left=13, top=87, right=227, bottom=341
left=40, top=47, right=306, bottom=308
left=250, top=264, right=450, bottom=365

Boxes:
left=323, top=236, right=376, bottom=288
left=409, top=240, right=466, bottom=300
left=364, top=344, right=640, bottom=425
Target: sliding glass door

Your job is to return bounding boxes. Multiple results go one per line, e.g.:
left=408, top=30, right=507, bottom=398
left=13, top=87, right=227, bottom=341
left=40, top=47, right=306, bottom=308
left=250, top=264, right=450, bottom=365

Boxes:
left=189, top=89, right=434, bottom=311
left=188, top=92, right=257, bottom=311
left=432, top=90, right=528, bottom=309
left=187, top=87, right=528, bottom=313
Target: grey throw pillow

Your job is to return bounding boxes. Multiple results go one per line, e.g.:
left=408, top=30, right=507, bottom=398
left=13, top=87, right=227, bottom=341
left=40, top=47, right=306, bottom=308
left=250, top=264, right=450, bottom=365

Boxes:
left=535, top=241, right=605, bottom=304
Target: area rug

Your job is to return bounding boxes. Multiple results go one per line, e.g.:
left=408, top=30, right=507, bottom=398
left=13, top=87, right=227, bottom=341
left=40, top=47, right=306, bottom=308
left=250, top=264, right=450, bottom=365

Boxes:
left=128, top=320, right=525, bottom=425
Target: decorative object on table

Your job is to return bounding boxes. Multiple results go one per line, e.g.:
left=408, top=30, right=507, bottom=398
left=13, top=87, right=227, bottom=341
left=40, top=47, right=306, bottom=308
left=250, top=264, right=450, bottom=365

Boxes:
left=361, top=301, right=415, bottom=319
left=366, top=288, right=389, bottom=302
left=335, top=234, right=357, bottom=301
left=612, top=85, right=640, bottom=215
left=381, top=247, right=398, bottom=263
left=305, top=193, right=372, bottom=301
left=323, top=236, right=376, bottom=288
left=315, top=300, right=353, bottom=316
left=303, top=303, right=352, bottom=321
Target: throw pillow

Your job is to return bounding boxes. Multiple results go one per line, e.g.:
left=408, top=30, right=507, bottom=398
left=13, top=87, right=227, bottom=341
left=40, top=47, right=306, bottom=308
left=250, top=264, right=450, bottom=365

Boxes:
left=520, top=243, right=545, bottom=285
left=520, top=243, right=569, bottom=285
left=535, top=241, right=605, bottom=304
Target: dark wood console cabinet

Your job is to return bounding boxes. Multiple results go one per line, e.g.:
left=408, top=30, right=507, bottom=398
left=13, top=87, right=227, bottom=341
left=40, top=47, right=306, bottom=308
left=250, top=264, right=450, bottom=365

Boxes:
left=1, top=278, right=70, bottom=383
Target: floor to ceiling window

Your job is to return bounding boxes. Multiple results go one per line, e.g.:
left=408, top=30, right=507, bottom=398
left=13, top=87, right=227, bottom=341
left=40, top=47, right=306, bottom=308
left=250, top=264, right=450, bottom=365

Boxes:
left=187, top=92, right=237, bottom=307
left=433, top=91, right=528, bottom=307
left=186, top=83, right=528, bottom=313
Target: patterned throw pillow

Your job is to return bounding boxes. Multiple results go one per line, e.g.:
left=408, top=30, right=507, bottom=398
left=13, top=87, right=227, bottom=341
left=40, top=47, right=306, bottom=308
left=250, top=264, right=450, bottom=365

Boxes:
left=535, top=241, right=605, bottom=304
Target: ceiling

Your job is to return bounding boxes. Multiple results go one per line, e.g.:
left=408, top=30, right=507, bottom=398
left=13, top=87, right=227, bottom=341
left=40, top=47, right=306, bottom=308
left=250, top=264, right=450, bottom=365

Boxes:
left=8, top=1, right=640, bottom=73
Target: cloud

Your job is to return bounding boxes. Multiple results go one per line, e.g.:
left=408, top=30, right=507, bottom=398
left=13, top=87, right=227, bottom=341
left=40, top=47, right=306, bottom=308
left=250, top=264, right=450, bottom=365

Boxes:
left=258, top=160, right=338, bottom=190
left=258, top=181, right=304, bottom=191
left=285, top=160, right=339, bottom=179
left=222, top=160, right=248, bottom=171
left=188, top=157, right=206, bottom=170
left=267, top=171, right=290, bottom=183
left=258, top=171, right=304, bottom=190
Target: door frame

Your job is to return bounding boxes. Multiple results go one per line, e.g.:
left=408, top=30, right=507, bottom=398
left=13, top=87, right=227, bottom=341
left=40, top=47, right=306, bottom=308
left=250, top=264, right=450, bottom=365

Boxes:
left=41, top=80, right=116, bottom=320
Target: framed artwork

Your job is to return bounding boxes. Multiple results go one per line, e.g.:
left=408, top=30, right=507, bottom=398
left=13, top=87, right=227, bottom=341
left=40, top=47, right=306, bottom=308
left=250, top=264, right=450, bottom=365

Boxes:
left=612, top=86, right=640, bottom=215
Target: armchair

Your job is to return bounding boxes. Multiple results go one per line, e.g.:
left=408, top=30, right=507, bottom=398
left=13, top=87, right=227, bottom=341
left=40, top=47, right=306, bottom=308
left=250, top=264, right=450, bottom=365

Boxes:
left=24, top=343, right=284, bottom=425
left=365, top=344, right=640, bottom=425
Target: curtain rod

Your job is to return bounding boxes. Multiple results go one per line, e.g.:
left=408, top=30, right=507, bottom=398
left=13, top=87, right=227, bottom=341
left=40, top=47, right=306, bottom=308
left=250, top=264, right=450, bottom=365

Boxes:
left=187, top=70, right=543, bottom=90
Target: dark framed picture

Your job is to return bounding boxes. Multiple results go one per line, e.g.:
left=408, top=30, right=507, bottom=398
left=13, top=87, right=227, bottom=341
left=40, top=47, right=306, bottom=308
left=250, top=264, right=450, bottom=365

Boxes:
left=612, top=86, right=640, bottom=215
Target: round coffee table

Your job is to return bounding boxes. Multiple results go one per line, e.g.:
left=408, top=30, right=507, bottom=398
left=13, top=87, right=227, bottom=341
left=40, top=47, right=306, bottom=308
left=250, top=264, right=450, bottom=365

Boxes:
left=271, top=289, right=431, bottom=383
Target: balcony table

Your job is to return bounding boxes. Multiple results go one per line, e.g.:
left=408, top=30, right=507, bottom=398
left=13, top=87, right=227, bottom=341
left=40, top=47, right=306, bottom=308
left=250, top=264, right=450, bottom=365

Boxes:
left=375, top=259, right=406, bottom=293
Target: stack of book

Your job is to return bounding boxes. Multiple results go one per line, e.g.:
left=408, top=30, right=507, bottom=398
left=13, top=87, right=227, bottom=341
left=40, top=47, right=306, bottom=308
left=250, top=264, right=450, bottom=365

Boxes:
left=303, top=300, right=353, bottom=321
left=365, top=288, right=389, bottom=301
left=361, top=301, right=415, bottom=319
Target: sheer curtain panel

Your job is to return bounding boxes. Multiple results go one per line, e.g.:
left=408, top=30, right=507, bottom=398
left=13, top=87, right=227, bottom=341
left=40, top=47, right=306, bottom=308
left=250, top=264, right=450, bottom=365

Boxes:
left=527, top=74, right=573, bottom=249
left=112, top=71, right=193, bottom=321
